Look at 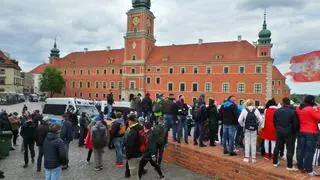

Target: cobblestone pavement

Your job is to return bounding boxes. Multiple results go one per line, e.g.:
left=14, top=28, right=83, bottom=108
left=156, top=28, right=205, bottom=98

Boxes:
left=0, top=102, right=210, bottom=180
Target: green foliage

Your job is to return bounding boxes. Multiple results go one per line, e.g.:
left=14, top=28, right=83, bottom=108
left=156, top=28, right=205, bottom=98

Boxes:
left=40, top=67, right=65, bottom=97
left=291, top=93, right=320, bottom=104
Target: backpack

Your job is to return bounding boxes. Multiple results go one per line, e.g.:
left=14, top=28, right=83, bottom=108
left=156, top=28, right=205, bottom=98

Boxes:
left=152, top=124, right=166, bottom=145
left=192, top=103, right=202, bottom=121
left=138, top=129, right=149, bottom=153
left=152, top=101, right=161, bottom=113
left=92, top=123, right=108, bottom=149
left=244, top=108, right=259, bottom=131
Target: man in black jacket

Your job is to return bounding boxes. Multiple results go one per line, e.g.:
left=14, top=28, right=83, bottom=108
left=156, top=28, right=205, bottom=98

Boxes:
left=20, top=116, right=36, bottom=168
left=273, top=97, right=298, bottom=171
left=35, top=118, right=50, bottom=172
left=106, top=90, right=114, bottom=120
left=60, top=114, right=73, bottom=170
left=193, top=94, right=207, bottom=147
left=163, top=94, right=179, bottom=143
left=32, top=110, right=43, bottom=128
left=142, top=93, right=153, bottom=121
left=79, top=112, right=89, bottom=147
left=125, top=114, right=143, bottom=180
left=221, top=96, right=239, bottom=156
left=43, top=123, right=66, bottom=180
left=207, top=99, right=219, bottom=146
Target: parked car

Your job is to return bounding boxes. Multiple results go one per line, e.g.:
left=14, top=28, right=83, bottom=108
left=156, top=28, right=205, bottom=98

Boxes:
left=29, top=94, right=39, bottom=102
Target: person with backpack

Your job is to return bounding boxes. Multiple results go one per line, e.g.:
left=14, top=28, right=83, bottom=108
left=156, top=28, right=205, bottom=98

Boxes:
left=111, top=112, right=126, bottom=167
left=193, top=94, right=207, bottom=147
left=60, top=114, right=73, bottom=170
left=153, top=117, right=167, bottom=166
left=296, top=95, right=320, bottom=176
left=153, top=94, right=164, bottom=123
left=79, top=112, right=89, bottom=147
left=207, top=99, right=219, bottom=147
left=43, top=123, right=67, bottom=180
left=125, top=114, right=143, bottom=179
left=238, top=99, right=263, bottom=163
left=20, top=115, right=37, bottom=168
left=142, top=93, right=153, bottom=121
left=273, top=97, right=299, bottom=171
left=139, top=122, right=165, bottom=180
left=221, top=95, right=240, bottom=156
left=260, top=99, right=278, bottom=160
left=91, top=119, right=108, bottom=171
left=35, top=117, right=50, bottom=172
left=177, top=95, right=189, bottom=144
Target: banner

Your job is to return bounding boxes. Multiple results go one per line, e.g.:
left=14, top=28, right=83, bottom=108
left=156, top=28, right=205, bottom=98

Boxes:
left=285, top=51, right=320, bottom=82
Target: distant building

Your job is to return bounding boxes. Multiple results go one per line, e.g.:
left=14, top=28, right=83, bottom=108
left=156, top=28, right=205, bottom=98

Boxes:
left=21, top=72, right=34, bottom=95
left=31, top=1, right=290, bottom=106
left=272, top=66, right=291, bottom=103
left=30, top=63, right=49, bottom=94
left=0, top=50, right=23, bottom=93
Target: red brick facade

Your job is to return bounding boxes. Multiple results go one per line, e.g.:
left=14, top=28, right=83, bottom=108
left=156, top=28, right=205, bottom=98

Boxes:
left=30, top=3, right=290, bottom=106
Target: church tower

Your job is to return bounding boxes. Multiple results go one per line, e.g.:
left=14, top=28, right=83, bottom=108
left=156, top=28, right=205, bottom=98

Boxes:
left=122, top=0, right=156, bottom=99
left=256, top=11, right=272, bottom=58
left=49, top=38, right=60, bottom=64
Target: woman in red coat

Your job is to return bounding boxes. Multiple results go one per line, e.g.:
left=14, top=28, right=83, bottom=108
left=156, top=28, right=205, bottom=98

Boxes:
left=261, top=99, right=278, bottom=160
left=85, top=121, right=96, bottom=163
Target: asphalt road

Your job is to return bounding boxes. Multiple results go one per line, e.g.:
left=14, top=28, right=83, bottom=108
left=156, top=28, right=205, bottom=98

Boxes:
left=0, top=102, right=210, bottom=180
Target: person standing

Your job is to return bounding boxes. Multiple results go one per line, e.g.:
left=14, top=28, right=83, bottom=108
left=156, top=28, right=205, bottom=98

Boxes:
left=296, top=95, right=320, bottom=176
left=260, top=99, right=278, bottom=160
left=238, top=100, right=263, bottom=163
left=106, top=90, right=114, bottom=120
left=20, top=116, right=36, bottom=168
left=85, top=121, right=96, bottom=163
left=32, top=110, right=43, bottom=128
left=43, top=124, right=67, bottom=180
left=177, top=95, right=189, bottom=144
left=207, top=99, right=219, bottom=147
left=273, top=97, right=299, bottom=171
left=163, top=94, right=179, bottom=143
left=111, top=112, right=126, bottom=167
left=91, top=120, right=108, bottom=171
left=153, top=117, right=167, bottom=166
left=79, top=112, right=89, bottom=147
left=142, top=93, right=153, bottom=122
left=153, top=94, right=164, bottom=123
left=35, top=118, right=50, bottom=172
left=221, top=96, right=239, bottom=156
left=138, top=122, right=165, bottom=180
left=193, top=94, right=207, bottom=147
left=9, top=112, right=20, bottom=146
left=60, top=114, right=73, bottom=170
left=134, top=93, right=143, bottom=118
left=125, top=114, right=143, bottom=179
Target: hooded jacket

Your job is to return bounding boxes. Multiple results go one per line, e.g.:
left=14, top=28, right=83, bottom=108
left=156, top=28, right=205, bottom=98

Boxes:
left=273, top=105, right=299, bottom=136
left=20, top=121, right=36, bottom=142
left=142, top=96, right=153, bottom=113
left=221, top=101, right=239, bottom=125
left=125, top=122, right=143, bottom=159
left=43, top=132, right=67, bottom=169
left=35, top=123, right=50, bottom=146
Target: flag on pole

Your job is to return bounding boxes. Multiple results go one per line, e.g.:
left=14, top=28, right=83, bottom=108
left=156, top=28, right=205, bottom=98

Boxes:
left=285, top=51, right=320, bottom=82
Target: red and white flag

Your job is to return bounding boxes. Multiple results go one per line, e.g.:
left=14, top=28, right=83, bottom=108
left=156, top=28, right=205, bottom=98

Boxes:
left=285, top=51, right=320, bottom=82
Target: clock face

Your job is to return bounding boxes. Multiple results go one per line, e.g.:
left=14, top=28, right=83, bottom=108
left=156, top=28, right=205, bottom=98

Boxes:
left=133, top=17, right=140, bottom=26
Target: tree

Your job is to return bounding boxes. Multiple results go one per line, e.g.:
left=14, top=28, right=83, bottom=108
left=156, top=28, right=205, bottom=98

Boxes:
left=40, top=67, right=65, bottom=97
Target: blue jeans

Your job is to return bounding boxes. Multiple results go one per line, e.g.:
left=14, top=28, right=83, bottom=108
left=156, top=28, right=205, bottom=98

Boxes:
left=106, top=104, right=112, bottom=119
left=37, top=146, right=44, bottom=171
left=113, top=137, right=124, bottom=163
left=179, top=118, right=188, bottom=141
left=164, top=114, right=174, bottom=142
left=45, top=166, right=62, bottom=180
left=222, top=125, right=237, bottom=153
left=172, top=117, right=181, bottom=141
left=193, top=121, right=204, bottom=144
left=296, top=133, right=318, bottom=173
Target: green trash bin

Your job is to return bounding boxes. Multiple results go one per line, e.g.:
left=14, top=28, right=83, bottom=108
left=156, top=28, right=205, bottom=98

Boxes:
left=0, top=131, right=13, bottom=158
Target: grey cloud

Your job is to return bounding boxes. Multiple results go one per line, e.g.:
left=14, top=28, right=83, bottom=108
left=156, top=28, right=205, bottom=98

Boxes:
left=236, top=0, right=307, bottom=10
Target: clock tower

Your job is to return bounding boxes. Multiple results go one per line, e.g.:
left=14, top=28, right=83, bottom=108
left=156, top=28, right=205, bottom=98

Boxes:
left=122, top=0, right=156, bottom=99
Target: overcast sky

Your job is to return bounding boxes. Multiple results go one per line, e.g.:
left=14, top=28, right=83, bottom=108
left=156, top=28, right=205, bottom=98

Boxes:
left=0, top=0, right=319, bottom=94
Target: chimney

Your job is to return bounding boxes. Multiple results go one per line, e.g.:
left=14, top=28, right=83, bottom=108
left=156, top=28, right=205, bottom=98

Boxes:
left=84, top=48, right=88, bottom=53
left=237, top=35, right=242, bottom=42
left=107, top=46, right=111, bottom=51
left=198, top=38, right=203, bottom=45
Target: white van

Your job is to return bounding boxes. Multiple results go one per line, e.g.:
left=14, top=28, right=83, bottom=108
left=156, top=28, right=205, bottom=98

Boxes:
left=42, top=98, right=100, bottom=124
left=95, top=101, right=132, bottom=115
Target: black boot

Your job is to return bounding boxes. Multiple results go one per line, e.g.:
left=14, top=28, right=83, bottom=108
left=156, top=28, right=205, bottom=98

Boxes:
left=199, top=143, right=207, bottom=147
left=194, top=141, right=198, bottom=146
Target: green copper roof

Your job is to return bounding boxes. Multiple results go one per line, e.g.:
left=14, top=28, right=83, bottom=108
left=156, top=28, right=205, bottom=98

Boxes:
left=258, top=11, right=272, bottom=45
left=50, top=39, right=60, bottom=58
left=132, top=0, right=151, bottom=9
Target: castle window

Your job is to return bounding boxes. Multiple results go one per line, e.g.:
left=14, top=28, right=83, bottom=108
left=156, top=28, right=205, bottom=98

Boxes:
left=205, top=82, right=212, bottom=92
left=180, top=82, right=185, bottom=92
left=193, top=67, right=198, bottom=74
left=222, top=82, right=229, bottom=93
left=254, top=83, right=262, bottom=94
left=102, top=82, right=106, bottom=89
left=238, top=83, right=245, bottom=93
left=80, top=69, right=83, bottom=75
left=110, top=81, right=115, bottom=89
left=156, top=77, right=160, bottom=84
left=206, top=67, right=212, bottom=74
left=95, top=81, right=99, bottom=88
left=132, top=55, right=136, bottom=60
left=239, top=66, right=245, bottom=74
left=169, top=67, right=174, bottom=74
left=192, top=82, right=198, bottom=92
left=180, top=67, right=185, bottom=74
left=224, top=66, right=229, bottom=74
left=156, top=68, right=161, bottom=72
left=134, top=27, right=138, bottom=33
left=255, top=66, right=262, bottom=74
left=146, top=77, right=151, bottom=84
left=130, top=81, right=135, bottom=90
left=118, top=81, right=123, bottom=89
left=168, top=82, right=174, bottom=91
left=96, top=69, right=99, bottom=75
left=119, top=69, right=123, bottom=74
left=79, top=81, right=82, bottom=88
left=131, top=68, right=136, bottom=74
left=111, top=69, right=115, bottom=75
left=104, top=69, right=107, bottom=75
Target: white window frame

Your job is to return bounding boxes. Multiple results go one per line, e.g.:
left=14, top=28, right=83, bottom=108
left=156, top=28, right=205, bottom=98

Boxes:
left=111, top=68, right=115, bottom=75
left=102, top=81, right=107, bottom=89
left=205, top=82, right=212, bottom=92
left=118, top=81, right=122, bottom=89
left=155, top=77, right=161, bottom=84
left=206, top=66, right=212, bottom=74
left=239, top=65, right=245, bottom=74
left=193, top=66, right=198, bottom=74
left=129, top=81, right=135, bottom=90
left=222, top=82, right=230, bottom=93
left=192, top=82, right=198, bottom=92
left=254, top=83, right=262, bottom=94
left=79, top=81, right=83, bottom=88
left=180, top=67, right=186, bottom=74
left=131, top=68, right=136, bottom=74
left=156, top=68, right=161, bottom=72
left=146, top=77, right=151, bottom=84
left=110, top=81, right=115, bottom=89
left=167, top=82, right=174, bottom=91
left=223, top=66, right=229, bottom=74
left=179, top=82, right=186, bottom=92
left=255, top=65, right=262, bottom=74
left=72, top=81, right=75, bottom=88
left=95, top=81, right=99, bottom=89
left=237, top=82, right=245, bottom=94
left=168, top=67, right=174, bottom=74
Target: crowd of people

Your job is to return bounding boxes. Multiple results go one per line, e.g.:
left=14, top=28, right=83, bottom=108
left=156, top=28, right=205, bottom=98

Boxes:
left=0, top=92, right=320, bottom=179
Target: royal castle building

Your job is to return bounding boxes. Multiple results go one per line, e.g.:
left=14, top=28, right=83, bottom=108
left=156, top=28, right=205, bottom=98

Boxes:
left=31, top=0, right=290, bottom=105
